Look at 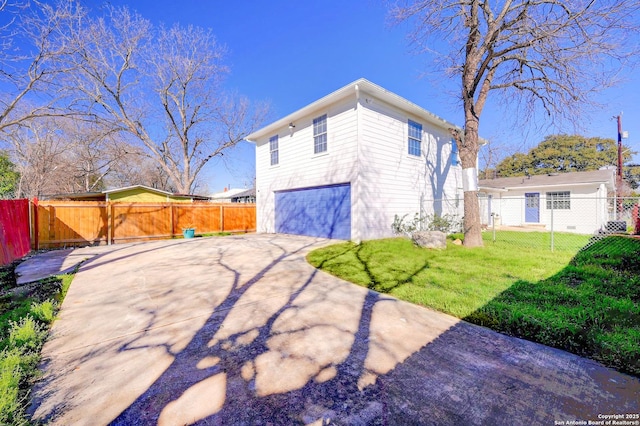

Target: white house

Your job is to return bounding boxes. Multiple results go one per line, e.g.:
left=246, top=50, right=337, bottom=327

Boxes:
left=210, top=188, right=249, bottom=203
left=478, top=169, right=616, bottom=234
left=246, top=78, right=466, bottom=241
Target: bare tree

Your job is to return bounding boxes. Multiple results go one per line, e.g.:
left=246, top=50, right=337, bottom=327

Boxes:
left=3, top=116, right=137, bottom=197
left=106, top=153, right=175, bottom=191
left=0, top=0, right=81, bottom=131
left=58, top=120, right=135, bottom=192
left=6, top=117, right=71, bottom=197
left=392, top=0, right=640, bottom=246
left=64, top=5, right=268, bottom=194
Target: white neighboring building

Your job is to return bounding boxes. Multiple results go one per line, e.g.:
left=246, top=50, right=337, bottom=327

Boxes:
left=246, top=78, right=467, bottom=241
left=478, top=169, right=616, bottom=234
left=210, top=188, right=248, bottom=203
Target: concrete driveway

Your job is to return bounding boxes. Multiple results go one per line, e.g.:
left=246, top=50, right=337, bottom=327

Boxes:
left=28, top=234, right=639, bottom=425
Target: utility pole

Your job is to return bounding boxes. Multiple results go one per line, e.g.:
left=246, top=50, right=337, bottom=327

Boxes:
left=617, top=114, right=623, bottom=191
left=616, top=114, right=629, bottom=219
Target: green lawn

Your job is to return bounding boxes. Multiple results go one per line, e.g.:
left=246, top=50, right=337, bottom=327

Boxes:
left=307, top=233, right=640, bottom=377
left=0, top=266, right=74, bottom=425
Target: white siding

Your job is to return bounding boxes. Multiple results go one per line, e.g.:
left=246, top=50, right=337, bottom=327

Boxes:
left=254, top=86, right=464, bottom=241
left=356, top=96, right=462, bottom=239
left=255, top=97, right=358, bottom=234
left=491, top=185, right=608, bottom=234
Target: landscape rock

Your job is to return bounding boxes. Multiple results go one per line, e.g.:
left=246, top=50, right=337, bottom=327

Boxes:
left=412, top=231, right=447, bottom=249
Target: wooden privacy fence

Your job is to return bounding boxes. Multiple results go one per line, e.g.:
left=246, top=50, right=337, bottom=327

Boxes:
left=35, top=201, right=256, bottom=249
left=0, top=199, right=31, bottom=265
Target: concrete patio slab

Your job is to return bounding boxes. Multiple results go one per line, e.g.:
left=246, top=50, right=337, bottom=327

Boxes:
left=15, top=244, right=129, bottom=285
left=26, top=234, right=639, bottom=425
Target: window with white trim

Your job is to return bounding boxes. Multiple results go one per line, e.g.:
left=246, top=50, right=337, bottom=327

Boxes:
left=269, top=135, right=279, bottom=166
left=408, top=120, right=422, bottom=156
left=546, top=191, right=570, bottom=209
left=313, top=114, right=327, bottom=154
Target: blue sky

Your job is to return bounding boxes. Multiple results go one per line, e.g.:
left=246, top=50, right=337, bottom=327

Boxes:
left=86, top=0, right=640, bottom=193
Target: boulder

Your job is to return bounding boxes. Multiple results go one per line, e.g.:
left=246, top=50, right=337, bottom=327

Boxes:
left=412, top=231, right=447, bottom=249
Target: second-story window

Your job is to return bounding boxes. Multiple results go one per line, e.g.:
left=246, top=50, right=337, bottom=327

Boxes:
left=313, top=114, right=327, bottom=154
left=269, top=135, right=279, bottom=166
left=408, top=120, right=422, bottom=157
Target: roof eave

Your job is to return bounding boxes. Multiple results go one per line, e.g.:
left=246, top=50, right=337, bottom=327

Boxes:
left=103, top=184, right=173, bottom=196
left=480, top=180, right=613, bottom=191
left=246, top=78, right=475, bottom=143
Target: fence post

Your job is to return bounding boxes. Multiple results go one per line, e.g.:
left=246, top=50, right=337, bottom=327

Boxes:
left=550, top=194, right=554, bottom=252
left=170, top=204, right=175, bottom=238
left=220, top=205, right=224, bottom=232
left=107, top=202, right=113, bottom=245
left=32, top=197, right=39, bottom=250
left=491, top=212, right=496, bottom=242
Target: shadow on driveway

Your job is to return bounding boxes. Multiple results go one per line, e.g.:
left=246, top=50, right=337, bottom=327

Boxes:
left=27, top=234, right=639, bottom=425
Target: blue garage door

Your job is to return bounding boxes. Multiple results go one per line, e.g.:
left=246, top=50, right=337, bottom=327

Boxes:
left=275, top=183, right=351, bottom=239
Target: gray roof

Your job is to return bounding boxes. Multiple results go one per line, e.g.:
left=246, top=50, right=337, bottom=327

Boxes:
left=231, top=188, right=256, bottom=198
left=479, top=169, right=616, bottom=191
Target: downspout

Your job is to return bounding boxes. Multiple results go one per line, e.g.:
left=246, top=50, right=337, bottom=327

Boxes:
left=246, top=138, right=262, bottom=233
left=354, top=83, right=361, bottom=243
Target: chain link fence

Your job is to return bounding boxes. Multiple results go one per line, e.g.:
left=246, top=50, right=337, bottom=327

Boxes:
left=417, top=196, right=640, bottom=253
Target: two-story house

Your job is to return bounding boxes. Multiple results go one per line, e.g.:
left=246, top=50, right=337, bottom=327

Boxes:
left=246, top=78, right=464, bottom=241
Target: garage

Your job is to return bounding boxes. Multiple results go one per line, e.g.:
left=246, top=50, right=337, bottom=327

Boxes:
left=274, top=183, right=351, bottom=240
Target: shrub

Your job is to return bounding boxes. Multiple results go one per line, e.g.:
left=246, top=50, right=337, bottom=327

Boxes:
left=0, top=349, right=24, bottom=425
left=30, top=300, right=56, bottom=323
left=392, top=212, right=461, bottom=236
left=8, top=316, right=46, bottom=352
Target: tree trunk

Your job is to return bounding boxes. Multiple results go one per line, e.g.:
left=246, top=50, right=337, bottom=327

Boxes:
left=462, top=190, right=483, bottom=246
left=460, top=106, right=484, bottom=247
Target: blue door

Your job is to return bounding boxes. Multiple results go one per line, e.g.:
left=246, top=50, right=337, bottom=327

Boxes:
left=275, top=184, right=351, bottom=239
left=525, top=193, right=540, bottom=223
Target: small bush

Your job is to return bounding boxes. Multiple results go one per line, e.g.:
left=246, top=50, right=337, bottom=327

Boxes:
left=0, top=349, right=27, bottom=426
left=30, top=300, right=56, bottom=323
left=392, top=212, right=461, bottom=236
left=8, top=316, right=46, bottom=352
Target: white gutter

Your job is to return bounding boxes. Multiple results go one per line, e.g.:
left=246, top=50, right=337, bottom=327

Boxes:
left=481, top=181, right=611, bottom=191
left=245, top=78, right=474, bottom=143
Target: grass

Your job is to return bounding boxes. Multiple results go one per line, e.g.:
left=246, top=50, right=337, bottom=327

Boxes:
left=199, top=231, right=233, bottom=237
left=307, top=232, right=640, bottom=377
left=483, top=229, right=592, bottom=252
left=0, top=261, right=74, bottom=425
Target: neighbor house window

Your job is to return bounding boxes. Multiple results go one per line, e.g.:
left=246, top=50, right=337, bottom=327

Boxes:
left=313, top=114, right=327, bottom=154
left=546, top=191, right=570, bottom=209
left=408, top=120, right=422, bottom=156
left=269, top=135, right=279, bottom=166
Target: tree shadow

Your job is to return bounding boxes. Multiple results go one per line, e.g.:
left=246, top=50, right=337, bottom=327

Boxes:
left=352, top=242, right=430, bottom=294
left=463, top=235, right=640, bottom=378
left=106, top=236, right=389, bottom=424
left=29, top=234, right=640, bottom=425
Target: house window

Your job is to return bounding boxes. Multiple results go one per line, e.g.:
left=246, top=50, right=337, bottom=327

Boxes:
left=451, top=138, right=458, bottom=166
left=313, top=114, right=327, bottom=154
left=269, top=135, right=279, bottom=166
left=408, top=120, right=422, bottom=156
left=546, top=191, right=570, bottom=209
